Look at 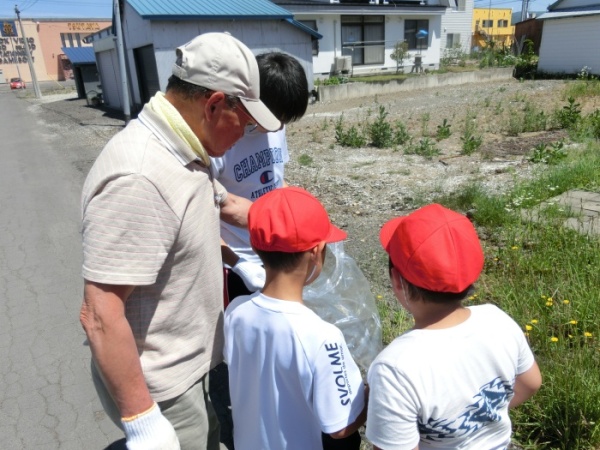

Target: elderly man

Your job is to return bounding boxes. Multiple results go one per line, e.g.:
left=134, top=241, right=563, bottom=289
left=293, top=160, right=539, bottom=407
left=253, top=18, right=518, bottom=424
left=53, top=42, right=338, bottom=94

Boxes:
left=80, top=33, right=280, bottom=450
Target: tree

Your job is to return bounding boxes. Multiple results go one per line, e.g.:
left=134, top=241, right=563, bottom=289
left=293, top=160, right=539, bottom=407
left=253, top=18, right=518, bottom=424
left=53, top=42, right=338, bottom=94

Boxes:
left=390, top=40, right=409, bottom=74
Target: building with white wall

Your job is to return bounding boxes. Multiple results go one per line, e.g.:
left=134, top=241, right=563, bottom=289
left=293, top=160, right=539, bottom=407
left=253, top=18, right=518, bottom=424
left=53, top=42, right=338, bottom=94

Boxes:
left=537, top=0, right=600, bottom=75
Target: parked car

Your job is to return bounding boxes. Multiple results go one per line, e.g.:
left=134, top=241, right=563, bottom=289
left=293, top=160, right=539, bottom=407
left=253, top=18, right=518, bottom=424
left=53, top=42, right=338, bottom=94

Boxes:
left=10, top=77, right=26, bottom=89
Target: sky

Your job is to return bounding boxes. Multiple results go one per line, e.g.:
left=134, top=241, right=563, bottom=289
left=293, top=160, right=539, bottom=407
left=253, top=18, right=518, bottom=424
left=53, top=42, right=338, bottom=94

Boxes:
left=0, top=0, right=555, bottom=21
left=0, top=0, right=112, bottom=19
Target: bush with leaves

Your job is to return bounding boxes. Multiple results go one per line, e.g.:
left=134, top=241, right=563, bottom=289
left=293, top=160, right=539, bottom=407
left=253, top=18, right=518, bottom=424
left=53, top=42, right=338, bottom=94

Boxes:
left=369, top=105, right=394, bottom=148
left=528, top=141, right=567, bottom=165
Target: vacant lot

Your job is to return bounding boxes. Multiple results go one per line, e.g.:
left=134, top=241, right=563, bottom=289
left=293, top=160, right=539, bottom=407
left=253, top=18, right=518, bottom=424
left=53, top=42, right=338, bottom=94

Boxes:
left=283, top=78, right=596, bottom=329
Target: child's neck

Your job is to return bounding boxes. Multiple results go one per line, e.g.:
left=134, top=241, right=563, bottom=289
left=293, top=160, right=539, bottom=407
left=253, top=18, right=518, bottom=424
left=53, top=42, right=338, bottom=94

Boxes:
left=261, top=269, right=307, bottom=304
left=413, top=303, right=470, bottom=330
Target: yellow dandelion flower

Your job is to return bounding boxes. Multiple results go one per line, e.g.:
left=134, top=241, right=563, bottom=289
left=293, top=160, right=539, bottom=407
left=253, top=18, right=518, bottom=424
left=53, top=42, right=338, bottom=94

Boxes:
left=550, top=337, right=559, bottom=342
left=511, top=246, right=519, bottom=250
left=494, top=257, right=499, bottom=261
left=530, top=319, right=539, bottom=324
left=568, top=335, right=573, bottom=339
left=468, top=295, right=475, bottom=300
left=541, top=295, right=547, bottom=299
left=569, top=320, right=578, bottom=325
left=377, top=295, right=383, bottom=299
left=525, top=325, right=533, bottom=331
left=563, top=299, right=570, bottom=305
left=547, top=297, right=553, bottom=302
left=584, top=332, right=593, bottom=338
left=546, top=301, right=553, bottom=307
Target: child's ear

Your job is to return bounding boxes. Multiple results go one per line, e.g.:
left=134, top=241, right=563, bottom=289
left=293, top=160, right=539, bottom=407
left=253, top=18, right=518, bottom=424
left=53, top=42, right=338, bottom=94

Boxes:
left=309, top=241, right=327, bottom=262
left=390, top=267, right=404, bottom=299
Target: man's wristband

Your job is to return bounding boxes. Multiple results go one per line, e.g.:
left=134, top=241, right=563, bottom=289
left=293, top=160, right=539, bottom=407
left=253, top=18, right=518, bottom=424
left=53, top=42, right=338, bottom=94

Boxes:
left=122, top=402, right=157, bottom=422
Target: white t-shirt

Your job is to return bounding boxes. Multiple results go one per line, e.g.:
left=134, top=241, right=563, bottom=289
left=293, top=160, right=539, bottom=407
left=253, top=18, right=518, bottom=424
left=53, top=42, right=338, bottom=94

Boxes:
left=211, top=128, right=289, bottom=264
left=366, top=304, right=535, bottom=450
left=224, top=293, right=365, bottom=450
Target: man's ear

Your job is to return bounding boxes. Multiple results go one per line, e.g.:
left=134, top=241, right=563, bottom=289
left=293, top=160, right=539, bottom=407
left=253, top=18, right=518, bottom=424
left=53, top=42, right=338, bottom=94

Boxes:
left=203, top=91, right=225, bottom=117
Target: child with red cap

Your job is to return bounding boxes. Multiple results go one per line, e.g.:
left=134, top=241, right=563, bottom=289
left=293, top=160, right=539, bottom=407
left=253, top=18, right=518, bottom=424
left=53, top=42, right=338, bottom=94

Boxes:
left=366, top=204, right=542, bottom=450
left=223, top=186, right=368, bottom=450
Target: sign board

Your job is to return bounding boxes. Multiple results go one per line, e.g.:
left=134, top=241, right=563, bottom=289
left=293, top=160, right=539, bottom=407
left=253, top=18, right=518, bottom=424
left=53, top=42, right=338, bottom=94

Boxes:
left=1, top=21, right=18, bottom=37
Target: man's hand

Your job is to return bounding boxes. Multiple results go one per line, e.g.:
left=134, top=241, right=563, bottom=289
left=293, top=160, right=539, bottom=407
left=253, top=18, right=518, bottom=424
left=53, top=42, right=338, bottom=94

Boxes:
left=122, top=402, right=180, bottom=450
left=231, top=259, right=266, bottom=292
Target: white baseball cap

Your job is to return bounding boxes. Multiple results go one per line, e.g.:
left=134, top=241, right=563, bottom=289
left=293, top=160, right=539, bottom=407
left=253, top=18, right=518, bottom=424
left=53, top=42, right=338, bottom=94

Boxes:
left=172, top=32, right=281, bottom=132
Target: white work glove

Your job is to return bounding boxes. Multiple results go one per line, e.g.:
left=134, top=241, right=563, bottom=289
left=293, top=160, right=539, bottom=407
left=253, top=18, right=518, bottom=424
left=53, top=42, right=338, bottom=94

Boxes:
left=231, top=259, right=266, bottom=292
left=121, top=402, right=180, bottom=450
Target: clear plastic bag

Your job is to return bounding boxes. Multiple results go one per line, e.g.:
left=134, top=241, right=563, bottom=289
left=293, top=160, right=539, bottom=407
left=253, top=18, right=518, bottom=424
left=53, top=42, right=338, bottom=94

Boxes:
left=303, top=241, right=382, bottom=371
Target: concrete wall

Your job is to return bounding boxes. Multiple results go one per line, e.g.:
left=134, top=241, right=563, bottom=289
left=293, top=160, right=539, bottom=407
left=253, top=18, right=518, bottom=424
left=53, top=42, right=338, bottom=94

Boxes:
left=317, top=67, right=513, bottom=102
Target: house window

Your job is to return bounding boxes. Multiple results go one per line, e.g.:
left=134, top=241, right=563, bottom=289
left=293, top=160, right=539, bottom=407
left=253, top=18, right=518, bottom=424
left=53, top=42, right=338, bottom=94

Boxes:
left=481, top=20, right=493, bottom=28
left=299, top=20, right=319, bottom=56
left=446, top=33, right=461, bottom=48
left=341, top=15, right=384, bottom=66
left=497, top=19, right=509, bottom=27
left=404, top=19, right=429, bottom=51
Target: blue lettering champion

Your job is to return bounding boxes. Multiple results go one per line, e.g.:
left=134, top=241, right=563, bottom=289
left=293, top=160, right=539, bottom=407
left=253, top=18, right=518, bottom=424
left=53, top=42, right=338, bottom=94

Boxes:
left=233, top=147, right=283, bottom=182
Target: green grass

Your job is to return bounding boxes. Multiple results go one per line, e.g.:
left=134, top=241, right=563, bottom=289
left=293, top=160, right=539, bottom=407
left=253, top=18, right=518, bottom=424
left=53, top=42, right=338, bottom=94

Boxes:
left=378, top=141, right=600, bottom=449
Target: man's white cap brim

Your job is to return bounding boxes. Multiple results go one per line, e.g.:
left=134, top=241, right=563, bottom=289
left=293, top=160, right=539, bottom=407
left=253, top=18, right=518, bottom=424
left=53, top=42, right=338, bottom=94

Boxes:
left=240, top=98, right=280, bottom=132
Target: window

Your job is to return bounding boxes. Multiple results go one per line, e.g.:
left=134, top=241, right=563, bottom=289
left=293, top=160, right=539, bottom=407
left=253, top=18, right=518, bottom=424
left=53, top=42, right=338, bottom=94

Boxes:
left=341, top=15, right=384, bottom=66
left=299, top=20, right=319, bottom=56
left=497, top=19, right=509, bottom=27
left=457, top=0, right=466, bottom=11
left=446, top=33, right=461, bottom=48
left=481, top=20, right=493, bottom=28
left=404, top=20, right=429, bottom=51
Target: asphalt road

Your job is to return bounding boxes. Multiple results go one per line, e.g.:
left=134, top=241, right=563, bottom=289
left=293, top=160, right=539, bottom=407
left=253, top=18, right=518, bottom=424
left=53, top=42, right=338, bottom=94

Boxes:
left=0, top=89, right=124, bottom=448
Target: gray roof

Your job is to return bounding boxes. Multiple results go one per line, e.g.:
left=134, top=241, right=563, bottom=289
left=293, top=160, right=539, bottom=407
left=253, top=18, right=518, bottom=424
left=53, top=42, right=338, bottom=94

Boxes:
left=538, top=5, right=600, bottom=19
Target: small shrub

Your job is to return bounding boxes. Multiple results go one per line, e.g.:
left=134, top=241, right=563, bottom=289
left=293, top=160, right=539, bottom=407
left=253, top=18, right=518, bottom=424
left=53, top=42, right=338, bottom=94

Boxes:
left=522, top=102, right=548, bottom=132
left=435, top=119, right=452, bottom=141
left=369, top=105, right=393, bottom=148
left=405, top=137, right=440, bottom=159
left=393, top=121, right=412, bottom=146
left=461, top=111, right=483, bottom=154
left=420, top=113, right=430, bottom=137
left=335, top=115, right=367, bottom=147
left=553, top=97, right=582, bottom=130
left=528, top=141, right=567, bottom=165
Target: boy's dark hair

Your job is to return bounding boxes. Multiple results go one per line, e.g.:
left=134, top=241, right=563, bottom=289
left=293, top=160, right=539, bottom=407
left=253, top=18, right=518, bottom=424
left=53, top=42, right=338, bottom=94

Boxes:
left=256, top=52, right=308, bottom=124
left=255, top=249, right=305, bottom=272
left=388, top=258, right=472, bottom=304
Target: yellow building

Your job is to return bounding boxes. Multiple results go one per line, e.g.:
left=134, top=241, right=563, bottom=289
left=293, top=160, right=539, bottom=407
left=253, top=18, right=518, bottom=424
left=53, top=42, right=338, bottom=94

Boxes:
left=472, top=8, right=515, bottom=49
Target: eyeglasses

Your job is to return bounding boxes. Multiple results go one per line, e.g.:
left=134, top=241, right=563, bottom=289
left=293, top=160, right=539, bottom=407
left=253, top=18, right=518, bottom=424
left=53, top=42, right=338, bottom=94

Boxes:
left=226, top=96, right=258, bottom=133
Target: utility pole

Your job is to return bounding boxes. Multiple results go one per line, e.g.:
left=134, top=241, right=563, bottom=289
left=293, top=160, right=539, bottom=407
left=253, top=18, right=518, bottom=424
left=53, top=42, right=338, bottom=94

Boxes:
left=14, top=4, right=41, bottom=98
left=114, top=0, right=130, bottom=122
left=520, top=0, right=529, bottom=22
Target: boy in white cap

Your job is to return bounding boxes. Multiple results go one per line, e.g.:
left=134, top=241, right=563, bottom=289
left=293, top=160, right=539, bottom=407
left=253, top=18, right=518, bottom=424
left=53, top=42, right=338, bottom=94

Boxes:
left=224, top=187, right=368, bottom=450
left=367, top=204, right=542, bottom=450
left=80, top=32, right=279, bottom=450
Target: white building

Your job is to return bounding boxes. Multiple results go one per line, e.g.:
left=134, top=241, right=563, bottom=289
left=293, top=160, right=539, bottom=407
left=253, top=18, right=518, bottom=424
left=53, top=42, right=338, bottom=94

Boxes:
left=271, top=0, right=473, bottom=78
left=538, top=0, right=600, bottom=75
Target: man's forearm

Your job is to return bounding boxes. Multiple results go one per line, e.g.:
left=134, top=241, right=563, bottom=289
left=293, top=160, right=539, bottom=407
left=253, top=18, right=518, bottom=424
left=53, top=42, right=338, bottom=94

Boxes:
left=81, top=281, right=154, bottom=418
left=220, top=193, right=252, bottom=227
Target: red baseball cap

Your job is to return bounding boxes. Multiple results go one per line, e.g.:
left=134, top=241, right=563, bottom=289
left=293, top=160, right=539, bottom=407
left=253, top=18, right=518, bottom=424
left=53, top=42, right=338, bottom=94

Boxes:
left=379, top=204, right=484, bottom=293
left=249, top=187, right=347, bottom=252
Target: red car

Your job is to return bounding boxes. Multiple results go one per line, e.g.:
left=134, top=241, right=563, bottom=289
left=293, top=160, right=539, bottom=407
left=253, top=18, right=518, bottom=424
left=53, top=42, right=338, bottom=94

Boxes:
left=10, top=77, right=26, bottom=89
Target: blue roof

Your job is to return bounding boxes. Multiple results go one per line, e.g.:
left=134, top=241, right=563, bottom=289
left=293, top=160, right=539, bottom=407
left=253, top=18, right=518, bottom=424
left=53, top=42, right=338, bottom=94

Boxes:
left=61, top=46, right=96, bottom=64
left=127, top=0, right=292, bottom=20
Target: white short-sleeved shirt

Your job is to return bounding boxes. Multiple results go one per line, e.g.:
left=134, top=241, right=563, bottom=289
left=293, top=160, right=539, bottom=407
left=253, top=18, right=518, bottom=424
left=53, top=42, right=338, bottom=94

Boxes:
left=366, top=304, right=535, bottom=450
left=211, top=128, right=288, bottom=264
left=224, top=293, right=365, bottom=450
left=81, top=103, right=227, bottom=402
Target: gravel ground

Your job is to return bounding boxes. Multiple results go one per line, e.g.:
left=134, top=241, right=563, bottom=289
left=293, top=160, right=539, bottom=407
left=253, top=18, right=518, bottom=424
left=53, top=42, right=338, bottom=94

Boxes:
left=23, top=77, right=582, bottom=449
